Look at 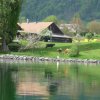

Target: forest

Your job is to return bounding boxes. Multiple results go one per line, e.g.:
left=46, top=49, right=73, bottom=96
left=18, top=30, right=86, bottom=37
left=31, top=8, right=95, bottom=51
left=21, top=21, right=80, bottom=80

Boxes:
left=20, top=0, right=100, bottom=22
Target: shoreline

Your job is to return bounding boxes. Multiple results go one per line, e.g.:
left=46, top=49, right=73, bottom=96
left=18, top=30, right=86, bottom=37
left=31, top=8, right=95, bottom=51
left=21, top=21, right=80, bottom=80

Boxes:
left=0, top=54, right=100, bottom=64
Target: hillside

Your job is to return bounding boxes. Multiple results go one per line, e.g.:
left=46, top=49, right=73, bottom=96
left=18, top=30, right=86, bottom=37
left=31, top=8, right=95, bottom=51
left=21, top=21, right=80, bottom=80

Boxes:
left=20, top=0, right=100, bottom=22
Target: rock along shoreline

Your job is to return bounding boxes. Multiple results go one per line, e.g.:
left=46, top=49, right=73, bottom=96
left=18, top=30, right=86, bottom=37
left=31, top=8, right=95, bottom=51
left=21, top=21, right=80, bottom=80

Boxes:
left=0, top=54, right=100, bottom=64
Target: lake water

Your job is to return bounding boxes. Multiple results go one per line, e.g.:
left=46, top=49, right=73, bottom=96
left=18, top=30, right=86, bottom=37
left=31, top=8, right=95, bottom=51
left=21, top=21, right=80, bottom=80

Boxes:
left=0, top=61, right=100, bottom=100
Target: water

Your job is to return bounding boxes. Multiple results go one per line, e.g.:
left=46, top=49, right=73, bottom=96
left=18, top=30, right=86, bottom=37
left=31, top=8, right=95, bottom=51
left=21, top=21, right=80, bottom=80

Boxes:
left=0, top=62, right=100, bottom=100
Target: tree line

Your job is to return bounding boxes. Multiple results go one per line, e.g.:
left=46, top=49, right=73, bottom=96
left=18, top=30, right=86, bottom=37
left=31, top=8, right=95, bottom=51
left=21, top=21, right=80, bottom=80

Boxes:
left=20, top=0, right=100, bottom=22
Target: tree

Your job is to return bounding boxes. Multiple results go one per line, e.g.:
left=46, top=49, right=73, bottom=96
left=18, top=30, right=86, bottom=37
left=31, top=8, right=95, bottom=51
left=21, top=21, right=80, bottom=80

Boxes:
left=87, top=20, right=100, bottom=34
left=0, top=0, right=22, bottom=51
left=85, top=32, right=93, bottom=42
left=69, top=43, right=80, bottom=57
left=71, top=13, right=85, bottom=35
left=21, top=0, right=100, bottom=22
left=42, top=15, right=59, bottom=24
left=19, top=16, right=27, bottom=23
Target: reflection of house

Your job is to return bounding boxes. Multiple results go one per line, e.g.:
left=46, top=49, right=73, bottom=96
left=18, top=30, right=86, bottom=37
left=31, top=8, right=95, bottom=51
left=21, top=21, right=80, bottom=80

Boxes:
left=17, top=22, right=72, bottom=43
left=16, top=70, right=49, bottom=97
left=17, top=82, right=49, bottom=96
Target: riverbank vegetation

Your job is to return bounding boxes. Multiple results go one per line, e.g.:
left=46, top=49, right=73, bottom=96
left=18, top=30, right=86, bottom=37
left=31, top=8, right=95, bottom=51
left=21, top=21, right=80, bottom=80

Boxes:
left=9, top=41, right=100, bottom=60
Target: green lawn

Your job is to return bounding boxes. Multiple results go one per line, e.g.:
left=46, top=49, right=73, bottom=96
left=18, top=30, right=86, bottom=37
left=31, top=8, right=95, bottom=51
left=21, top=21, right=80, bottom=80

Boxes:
left=10, top=42, right=100, bottom=60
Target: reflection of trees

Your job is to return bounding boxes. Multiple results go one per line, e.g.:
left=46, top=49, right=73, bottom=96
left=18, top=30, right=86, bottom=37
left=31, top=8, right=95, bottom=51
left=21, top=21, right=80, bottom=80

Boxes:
left=44, top=68, right=53, bottom=79
left=73, top=64, right=79, bottom=78
left=70, top=64, right=79, bottom=79
left=48, top=82, right=59, bottom=95
left=0, top=64, right=16, bottom=100
left=44, top=67, right=60, bottom=96
left=0, top=62, right=99, bottom=100
left=68, top=64, right=100, bottom=100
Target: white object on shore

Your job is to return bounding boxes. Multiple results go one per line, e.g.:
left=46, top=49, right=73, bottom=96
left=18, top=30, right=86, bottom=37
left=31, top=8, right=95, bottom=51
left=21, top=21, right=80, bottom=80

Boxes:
left=57, top=56, right=59, bottom=59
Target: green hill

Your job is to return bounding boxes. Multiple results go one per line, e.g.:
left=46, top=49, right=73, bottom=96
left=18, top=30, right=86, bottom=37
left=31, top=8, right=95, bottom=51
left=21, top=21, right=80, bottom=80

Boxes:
left=20, top=0, right=100, bottom=22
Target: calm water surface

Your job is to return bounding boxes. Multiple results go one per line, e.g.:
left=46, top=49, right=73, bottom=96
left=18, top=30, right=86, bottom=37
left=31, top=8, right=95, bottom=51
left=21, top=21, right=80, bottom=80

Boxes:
left=0, top=62, right=100, bottom=100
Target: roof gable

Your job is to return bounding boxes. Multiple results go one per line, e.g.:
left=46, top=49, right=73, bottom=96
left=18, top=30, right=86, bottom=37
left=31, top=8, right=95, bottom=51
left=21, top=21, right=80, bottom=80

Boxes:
left=18, top=22, right=53, bottom=33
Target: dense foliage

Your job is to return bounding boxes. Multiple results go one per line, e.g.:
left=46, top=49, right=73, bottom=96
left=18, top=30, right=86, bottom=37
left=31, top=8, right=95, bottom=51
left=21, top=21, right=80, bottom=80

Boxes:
left=85, top=33, right=93, bottom=41
left=43, top=15, right=59, bottom=24
left=0, top=0, right=22, bottom=51
left=69, top=44, right=80, bottom=57
left=8, top=42, right=21, bottom=52
left=20, top=0, right=100, bottom=22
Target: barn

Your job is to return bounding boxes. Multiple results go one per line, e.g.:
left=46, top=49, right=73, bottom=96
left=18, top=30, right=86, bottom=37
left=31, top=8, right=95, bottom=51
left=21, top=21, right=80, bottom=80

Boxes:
left=17, top=22, right=72, bottom=43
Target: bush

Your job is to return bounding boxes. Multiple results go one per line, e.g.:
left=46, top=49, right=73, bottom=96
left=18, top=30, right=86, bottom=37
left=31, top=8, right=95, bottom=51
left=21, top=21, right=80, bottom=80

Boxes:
left=69, top=44, right=80, bottom=57
left=85, top=32, right=93, bottom=41
left=8, top=42, right=21, bottom=52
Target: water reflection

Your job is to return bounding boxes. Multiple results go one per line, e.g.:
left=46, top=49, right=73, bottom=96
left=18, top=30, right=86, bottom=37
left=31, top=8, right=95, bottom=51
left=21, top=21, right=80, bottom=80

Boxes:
left=0, top=63, right=16, bottom=100
left=48, top=81, right=59, bottom=95
left=44, top=67, right=59, bottom=95
left=45, top=68, right=53, bottom=79
left=0, top=62, right=100, bottom=100
left=16, top=69, right=49, bottom=100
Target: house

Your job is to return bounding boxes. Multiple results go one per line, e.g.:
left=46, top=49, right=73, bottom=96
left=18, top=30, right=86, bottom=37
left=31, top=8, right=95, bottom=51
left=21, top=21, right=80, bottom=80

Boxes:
left=17, top=22, right=72, bottom=43
left=60, top=24, right=78, bottom=33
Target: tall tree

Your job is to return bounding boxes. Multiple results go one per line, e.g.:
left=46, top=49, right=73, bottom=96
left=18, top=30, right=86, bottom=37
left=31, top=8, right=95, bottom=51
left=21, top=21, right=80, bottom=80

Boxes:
left=87, top=20, right=100, bottom=34
left=71, top=13, right=85, bottom=35
left=0, top=0, right=22, bottom=51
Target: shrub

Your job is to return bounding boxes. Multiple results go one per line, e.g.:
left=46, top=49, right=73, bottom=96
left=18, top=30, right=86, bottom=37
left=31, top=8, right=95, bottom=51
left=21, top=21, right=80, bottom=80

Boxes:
left=69, top=44, right=80, bottom=57
left=85, top=32, right=93, bottom=42
left=8, top=42, right=21, bottom=52
left=19, top=39, right=28, bottom=46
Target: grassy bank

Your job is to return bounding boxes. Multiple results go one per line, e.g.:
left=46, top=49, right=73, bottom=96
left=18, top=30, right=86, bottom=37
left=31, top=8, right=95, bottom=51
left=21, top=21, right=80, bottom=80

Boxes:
left=10, top=42, right=100, bottom=60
